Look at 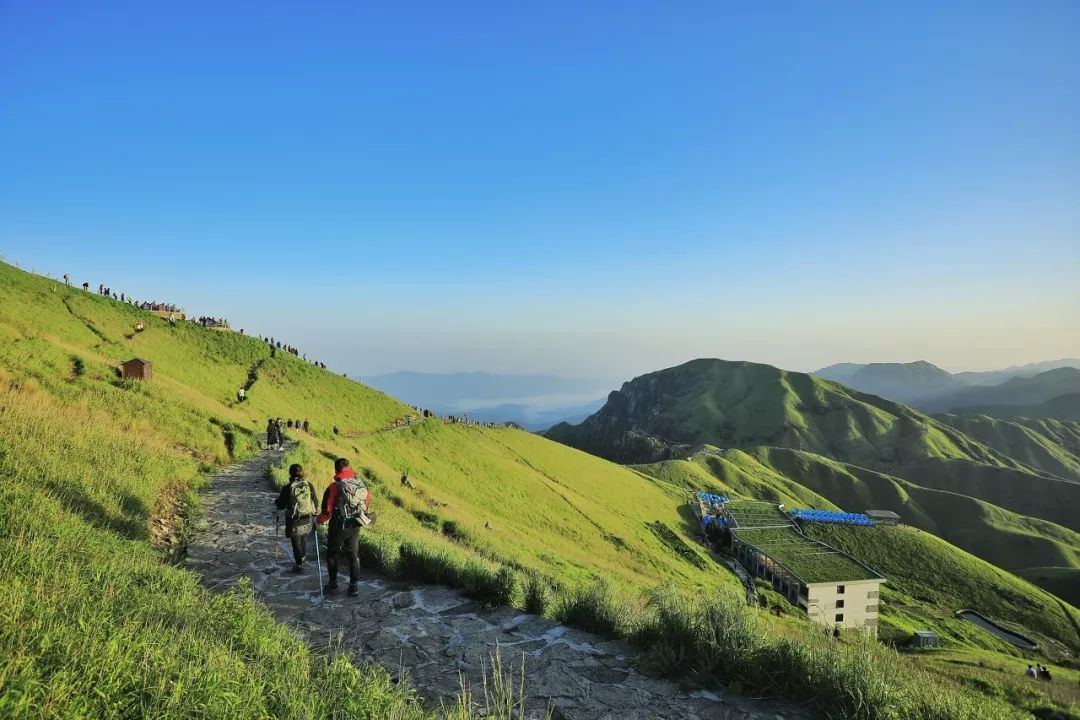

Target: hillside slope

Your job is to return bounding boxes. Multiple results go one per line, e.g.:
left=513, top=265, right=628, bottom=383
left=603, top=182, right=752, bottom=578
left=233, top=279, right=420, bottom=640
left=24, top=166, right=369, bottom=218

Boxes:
left=549, top=359, right=1080, bottom=604
left=926, top=367, right=1080, bottom=413
left=814, top=360, right=966, bottom=406
left=639, top=448, right=1080, bottom=608
left=2, top=263, right=1076, bottom=720
left=949, top=393, right=1080, bottom=422
left=935, top=414, right=1080, bottom=480
left=547, top=358, right=1006, bottom=468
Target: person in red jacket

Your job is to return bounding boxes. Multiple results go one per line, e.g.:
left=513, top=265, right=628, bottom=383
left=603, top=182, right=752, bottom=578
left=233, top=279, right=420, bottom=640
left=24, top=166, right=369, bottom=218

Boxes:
left=316, top=457, right=368, bottom=596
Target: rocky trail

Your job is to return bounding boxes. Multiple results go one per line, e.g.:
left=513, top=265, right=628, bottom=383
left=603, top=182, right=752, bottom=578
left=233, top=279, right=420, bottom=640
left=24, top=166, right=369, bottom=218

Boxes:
left=186, top=450, right=810, bottom=720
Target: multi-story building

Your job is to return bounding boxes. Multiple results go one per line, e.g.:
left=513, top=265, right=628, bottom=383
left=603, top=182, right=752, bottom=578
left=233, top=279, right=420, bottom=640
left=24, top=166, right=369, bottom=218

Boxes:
left=716, top=500, right=885, bottom=636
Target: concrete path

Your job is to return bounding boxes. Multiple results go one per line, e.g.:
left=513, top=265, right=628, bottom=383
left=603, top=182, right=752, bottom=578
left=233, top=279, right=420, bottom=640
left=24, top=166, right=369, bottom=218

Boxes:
left=186, top=450, right=811, bottom=720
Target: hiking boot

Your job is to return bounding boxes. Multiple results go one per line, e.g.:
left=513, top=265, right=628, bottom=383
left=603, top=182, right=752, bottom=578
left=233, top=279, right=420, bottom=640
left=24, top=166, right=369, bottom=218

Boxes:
left=292, top=563, right=304, bottom=574
left=323, top=582, right=339, bottom=595
left=348, top=583, right=360, bottom=597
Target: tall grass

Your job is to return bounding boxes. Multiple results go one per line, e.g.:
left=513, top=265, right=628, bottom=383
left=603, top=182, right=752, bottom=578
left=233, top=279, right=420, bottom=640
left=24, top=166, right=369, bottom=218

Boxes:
left=2, top=263, right=1070, bottom=720
left=266, top=445, right=1033, bottom=720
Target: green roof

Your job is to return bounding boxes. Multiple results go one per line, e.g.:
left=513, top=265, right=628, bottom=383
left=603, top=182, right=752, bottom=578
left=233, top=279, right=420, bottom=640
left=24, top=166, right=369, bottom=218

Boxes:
left=724, top=500, right=793, bottom=528
left=731, top=513, right=882, bottom=584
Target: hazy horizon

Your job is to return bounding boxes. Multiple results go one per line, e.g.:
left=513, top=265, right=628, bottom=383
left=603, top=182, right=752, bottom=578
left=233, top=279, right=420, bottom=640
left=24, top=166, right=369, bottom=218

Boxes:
left=3, top=2, right=1077, bottom=381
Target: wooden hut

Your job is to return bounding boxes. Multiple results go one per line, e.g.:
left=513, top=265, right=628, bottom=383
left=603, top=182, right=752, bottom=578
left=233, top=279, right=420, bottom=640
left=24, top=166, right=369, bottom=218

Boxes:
left=121, top=358, right=152, bottom=381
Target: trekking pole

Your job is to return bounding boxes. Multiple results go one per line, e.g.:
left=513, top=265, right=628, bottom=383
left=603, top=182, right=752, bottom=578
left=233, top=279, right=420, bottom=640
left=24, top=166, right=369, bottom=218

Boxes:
left=275, top=511, right=280, bottom=537
left=312, top=519, right=324, bottom=603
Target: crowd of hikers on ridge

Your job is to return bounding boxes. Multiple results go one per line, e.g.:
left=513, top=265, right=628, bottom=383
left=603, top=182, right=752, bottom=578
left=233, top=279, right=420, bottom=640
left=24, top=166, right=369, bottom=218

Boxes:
left=58, top=268, right=343, bottom=371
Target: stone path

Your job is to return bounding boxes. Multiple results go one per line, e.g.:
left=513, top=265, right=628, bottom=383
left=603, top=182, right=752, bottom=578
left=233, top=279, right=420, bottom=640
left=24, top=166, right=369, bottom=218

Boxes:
left=186, top=450, right=811, bottom=720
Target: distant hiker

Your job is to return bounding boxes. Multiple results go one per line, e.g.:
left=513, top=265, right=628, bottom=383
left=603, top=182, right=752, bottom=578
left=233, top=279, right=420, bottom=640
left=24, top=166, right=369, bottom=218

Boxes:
left=266, top=418, right=279, bottom=449
left=286, top=419, right=293, bottom=428
left=237, top=387, right=246, bottom=402
left=63, top=273, right=70, bottom=285
left=832, top=626, right=840, bottom=640
left=82, top=281, right=89, bottom=291
left=294, top=419, right=301, bottom=430
left=332, top=425, right=339, bottom=435
left=316, top=458, right=371, bottom=596
left=302, top=419, right=309, bottom=432
left=1026, top=665, right=1037, bottom=678
left=400, top=473, right=413, bottom=489
left=275, top=464, right=318, bottom=572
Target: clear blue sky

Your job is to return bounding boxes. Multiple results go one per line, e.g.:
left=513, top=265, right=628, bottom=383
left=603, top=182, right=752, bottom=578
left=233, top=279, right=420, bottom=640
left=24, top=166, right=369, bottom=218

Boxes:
left=2, top=1, right=1077, bottom=383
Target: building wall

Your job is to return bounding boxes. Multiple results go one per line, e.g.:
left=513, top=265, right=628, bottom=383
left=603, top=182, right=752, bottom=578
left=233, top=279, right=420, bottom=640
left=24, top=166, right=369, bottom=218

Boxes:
left=805, top=579, right=883, bottom=636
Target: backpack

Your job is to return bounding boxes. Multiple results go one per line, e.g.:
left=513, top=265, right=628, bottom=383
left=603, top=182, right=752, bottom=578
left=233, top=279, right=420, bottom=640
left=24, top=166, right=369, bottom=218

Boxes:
left=289, top=479, right=317, bottom=519
left=335, top=476, right=373, bottom=526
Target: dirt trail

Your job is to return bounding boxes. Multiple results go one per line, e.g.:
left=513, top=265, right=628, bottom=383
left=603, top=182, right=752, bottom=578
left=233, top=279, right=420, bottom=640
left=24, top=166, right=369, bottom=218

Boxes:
left=186, top=450, right=810, bottom=720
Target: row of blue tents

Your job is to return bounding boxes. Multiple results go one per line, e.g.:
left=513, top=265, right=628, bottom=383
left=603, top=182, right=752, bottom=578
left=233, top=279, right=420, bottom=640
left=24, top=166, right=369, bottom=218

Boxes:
left=788, top=509, right=875, bottom=526
left=697, top=492, right=729, bottom=508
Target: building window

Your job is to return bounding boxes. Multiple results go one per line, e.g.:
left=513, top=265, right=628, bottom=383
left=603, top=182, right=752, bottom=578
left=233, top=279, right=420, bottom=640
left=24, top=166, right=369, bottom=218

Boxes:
left=835, top=599, right=845, bottom=609
left=836, top=585, right=845, bottom=594
left=835, top=613, right=844, bottom=623
left=867, top=590, right=879, bottom=599
left=866, top=604, right=877, bottom=613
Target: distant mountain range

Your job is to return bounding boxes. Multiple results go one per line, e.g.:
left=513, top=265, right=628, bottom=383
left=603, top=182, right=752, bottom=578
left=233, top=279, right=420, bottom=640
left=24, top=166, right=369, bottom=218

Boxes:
left=545, top=357, right=1080, bottom=605
left=813, top=359, right=1080, bottom=413
left=361, top=371, right=607, bottom=430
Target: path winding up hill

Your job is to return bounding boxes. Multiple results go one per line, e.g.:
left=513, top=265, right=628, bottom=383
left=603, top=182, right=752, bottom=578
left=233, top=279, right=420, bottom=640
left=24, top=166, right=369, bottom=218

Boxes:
left=186, top=448, right=807, bottom=720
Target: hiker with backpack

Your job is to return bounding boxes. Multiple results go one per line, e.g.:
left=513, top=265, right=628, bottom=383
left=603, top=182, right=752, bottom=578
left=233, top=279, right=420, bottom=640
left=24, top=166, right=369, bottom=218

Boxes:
left=316, top=458, right=371, bottom=597
left=274, top=464, right=319, bottom=572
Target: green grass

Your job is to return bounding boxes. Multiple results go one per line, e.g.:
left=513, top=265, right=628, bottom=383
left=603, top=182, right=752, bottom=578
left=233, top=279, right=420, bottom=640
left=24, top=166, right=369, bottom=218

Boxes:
left=645, top=446, right=1080, bottom=604
left=1, top=261, right=1074, bottom=720
left=731, top=526, right=880, bottom=584
left=0, top=262, right=550, bottom=720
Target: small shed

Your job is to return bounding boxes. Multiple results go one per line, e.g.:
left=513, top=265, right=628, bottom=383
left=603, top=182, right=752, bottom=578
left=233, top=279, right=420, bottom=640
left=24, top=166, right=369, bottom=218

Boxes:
left=911, top=630, right=939, bottom=649
left=865, top=510, right=901, bottom=526
left=121, top=358, right=152, bottom=381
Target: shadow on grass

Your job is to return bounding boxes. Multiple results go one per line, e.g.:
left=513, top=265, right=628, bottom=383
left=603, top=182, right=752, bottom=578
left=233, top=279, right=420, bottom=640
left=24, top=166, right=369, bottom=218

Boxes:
left=42, top=476, right=148, bottom=540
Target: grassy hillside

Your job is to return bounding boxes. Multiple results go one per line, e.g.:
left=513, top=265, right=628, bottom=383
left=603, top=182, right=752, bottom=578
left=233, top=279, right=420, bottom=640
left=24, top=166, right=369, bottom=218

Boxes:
left=0, top=267, right=474, bottom=719
left=951, top=393, right=1080, bottom=421
left=925, top=367, right=1080, bottom=413
left=547, top=358, right=1010, bottom=468
left=816, top=360, right=966, bottom=406
left=640, top=448, right=1080, bottom=608
left=549, top=359, right=1080, bottom=593
left=801, top=524, right=1080, bottom=654
left=936, top=413, right=1080, bottom=480
left=1, top=262, right=1073, bottom=720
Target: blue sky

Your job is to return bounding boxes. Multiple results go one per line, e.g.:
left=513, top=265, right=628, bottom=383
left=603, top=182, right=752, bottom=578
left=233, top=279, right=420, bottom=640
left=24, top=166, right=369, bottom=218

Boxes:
left=2, top=1, right=1077, bottom=383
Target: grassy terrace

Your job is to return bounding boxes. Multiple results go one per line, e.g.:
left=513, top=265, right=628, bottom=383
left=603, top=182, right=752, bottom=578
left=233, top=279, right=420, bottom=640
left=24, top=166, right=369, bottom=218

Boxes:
left=730, top=510, right=880, bottom=584
left=724, top=500, right=793, bottom=528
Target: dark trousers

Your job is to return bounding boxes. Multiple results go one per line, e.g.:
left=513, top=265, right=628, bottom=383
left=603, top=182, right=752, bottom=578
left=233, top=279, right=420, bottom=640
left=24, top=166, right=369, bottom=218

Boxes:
left=326, top=523, right=360, bottom=585
left=288, top=517, right=312, bottom=565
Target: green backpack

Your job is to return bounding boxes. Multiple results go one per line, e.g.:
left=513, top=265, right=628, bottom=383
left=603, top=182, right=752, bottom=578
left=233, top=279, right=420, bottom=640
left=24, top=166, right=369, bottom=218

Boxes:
left=289, top=479, right=317, bottom=518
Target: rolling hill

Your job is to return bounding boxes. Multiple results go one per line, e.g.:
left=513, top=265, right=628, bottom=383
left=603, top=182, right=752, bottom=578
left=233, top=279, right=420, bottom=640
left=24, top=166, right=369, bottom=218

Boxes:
left=813, top=360, right=1080, bottom=415
left=547, top=358, right=1005, bottom=467
left=547, top=359, right=1080, bottom=604
left=924, top=367, right=1080, bottom=413
left=2, top=262, right=1077, bottom=720
left=813, top=360, right=967, bottom=406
